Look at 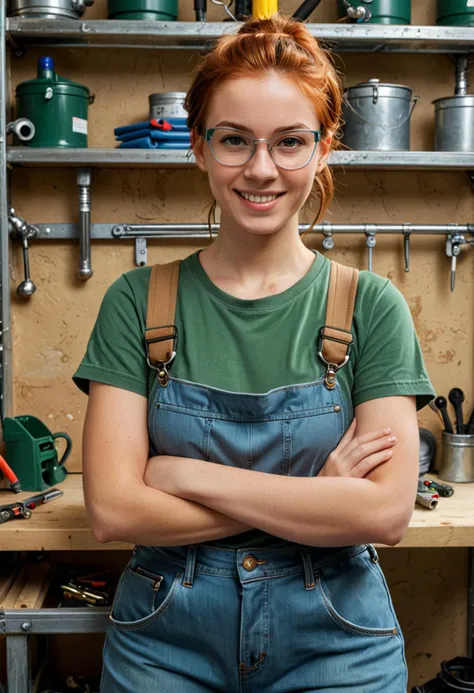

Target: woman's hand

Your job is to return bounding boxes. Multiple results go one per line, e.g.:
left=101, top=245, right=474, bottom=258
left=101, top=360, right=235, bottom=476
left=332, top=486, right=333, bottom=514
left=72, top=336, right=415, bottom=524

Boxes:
left=143, top=455, right=196, bottom=497
left=319, top=418, right=397, bottom=479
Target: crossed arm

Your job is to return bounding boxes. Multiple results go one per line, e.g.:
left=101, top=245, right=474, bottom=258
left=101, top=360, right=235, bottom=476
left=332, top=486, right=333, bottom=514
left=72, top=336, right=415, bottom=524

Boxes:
left=83, top=382, right=419, bottom=548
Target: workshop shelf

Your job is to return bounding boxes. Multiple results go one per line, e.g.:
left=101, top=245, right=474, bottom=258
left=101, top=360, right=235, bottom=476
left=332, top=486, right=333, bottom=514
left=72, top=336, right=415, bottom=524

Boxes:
left=7, top=148, right=474, bottom=170
left=6, top=19, right=474, bottom=53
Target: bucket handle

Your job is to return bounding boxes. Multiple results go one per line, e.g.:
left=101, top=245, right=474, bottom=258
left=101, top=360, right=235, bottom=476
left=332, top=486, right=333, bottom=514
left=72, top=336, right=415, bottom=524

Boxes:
left=89, top=93, right=96, bottom=105
left=52, top=431, right=72, bottom=468
left=344, top=95, right=419, bottom=132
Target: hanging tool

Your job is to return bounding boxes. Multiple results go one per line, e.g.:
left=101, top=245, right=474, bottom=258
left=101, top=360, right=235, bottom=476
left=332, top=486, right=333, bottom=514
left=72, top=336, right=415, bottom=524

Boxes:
left=8, top=207, right=39, bottom=298
left=434, top=395, right=454, bottom=434
left=0, top=455, right=21, bottom=493
left=77, top=168, right=93, bottom=282
left=403, top=223, right=411, bottom=272
left=446, top=232, right=466, bottom=292
left=448, top=387, right=465, bottom=435
left=194, top=0, right=207, bottom=20
left=292, top=0, right=322, bottom=21
left=365, top=225, right=376, bottom=272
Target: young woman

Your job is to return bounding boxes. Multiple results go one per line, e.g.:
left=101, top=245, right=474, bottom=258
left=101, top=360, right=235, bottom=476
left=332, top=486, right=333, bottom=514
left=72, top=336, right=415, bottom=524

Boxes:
left=73, top=12, right=436, bottom=692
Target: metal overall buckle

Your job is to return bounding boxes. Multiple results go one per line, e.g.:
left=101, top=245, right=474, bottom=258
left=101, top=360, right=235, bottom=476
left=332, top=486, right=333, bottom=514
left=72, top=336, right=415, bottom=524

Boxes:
left=144, top=324, right=178, bottom=387
left=317, top=325, right=353, bottom=390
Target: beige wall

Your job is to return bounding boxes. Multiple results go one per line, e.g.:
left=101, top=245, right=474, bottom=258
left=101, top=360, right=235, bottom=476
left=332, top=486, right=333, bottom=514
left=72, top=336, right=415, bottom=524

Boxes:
left=7, top=0, right=474, bottom=688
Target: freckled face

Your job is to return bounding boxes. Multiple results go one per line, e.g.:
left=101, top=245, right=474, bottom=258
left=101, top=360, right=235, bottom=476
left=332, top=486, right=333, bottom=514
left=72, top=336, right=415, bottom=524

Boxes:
left=193, top=73, right=329, bottom=239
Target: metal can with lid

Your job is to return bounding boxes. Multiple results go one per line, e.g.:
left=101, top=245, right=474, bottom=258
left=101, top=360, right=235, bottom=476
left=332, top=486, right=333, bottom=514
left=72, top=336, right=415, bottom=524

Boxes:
left=9, top=0, right=94, bottom=19
left=15, top=57, right=93, bottom=148
left=149, top=92, right=187, bottom=120
left=342, top=78, right=417, bottom=151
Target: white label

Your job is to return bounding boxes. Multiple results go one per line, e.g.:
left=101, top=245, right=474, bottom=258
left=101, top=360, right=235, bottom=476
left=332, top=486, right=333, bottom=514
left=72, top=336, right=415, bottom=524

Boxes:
left=72, top=117, right=88, bottom=135
left=468, top=0, right=474, bottom=7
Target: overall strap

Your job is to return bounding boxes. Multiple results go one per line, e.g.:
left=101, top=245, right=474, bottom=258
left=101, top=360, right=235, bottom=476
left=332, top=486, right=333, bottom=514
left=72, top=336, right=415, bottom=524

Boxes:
left=145, top=259, right=181, bottom=387
left=319, top=260, right=359, bottom=390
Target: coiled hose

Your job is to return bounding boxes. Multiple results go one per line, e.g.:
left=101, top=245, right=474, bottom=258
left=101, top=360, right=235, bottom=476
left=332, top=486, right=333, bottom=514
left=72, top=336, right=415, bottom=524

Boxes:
left=412, top=657, right=474, bottom=692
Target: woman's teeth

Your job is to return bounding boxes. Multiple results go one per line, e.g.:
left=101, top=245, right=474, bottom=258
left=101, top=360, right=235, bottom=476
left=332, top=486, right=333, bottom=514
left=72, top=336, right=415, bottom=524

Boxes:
left=239, top=192, right=280, bottom=203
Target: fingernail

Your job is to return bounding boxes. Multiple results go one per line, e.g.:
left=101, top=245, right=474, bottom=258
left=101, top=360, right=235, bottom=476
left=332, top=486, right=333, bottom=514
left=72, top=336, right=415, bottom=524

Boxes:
left=388, top=436, right=397, bottom=443
left=383, top=427, right=391, bottom=434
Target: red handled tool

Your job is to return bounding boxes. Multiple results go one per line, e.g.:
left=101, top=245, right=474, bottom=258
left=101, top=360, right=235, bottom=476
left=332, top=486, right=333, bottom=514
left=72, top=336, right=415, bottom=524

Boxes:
left=0, top=454, right=22, bottom=493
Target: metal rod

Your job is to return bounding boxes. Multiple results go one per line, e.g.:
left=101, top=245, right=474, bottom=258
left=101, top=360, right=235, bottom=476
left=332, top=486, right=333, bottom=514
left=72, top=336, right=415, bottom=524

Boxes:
left=0, top=0, right=12, bottom=423
left=76, top=168, right=93, bottom=280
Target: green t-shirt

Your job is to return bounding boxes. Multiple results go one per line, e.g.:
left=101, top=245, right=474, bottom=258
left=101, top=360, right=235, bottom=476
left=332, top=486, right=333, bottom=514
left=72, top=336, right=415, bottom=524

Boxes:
left=73, top=249, right=436, bottom=546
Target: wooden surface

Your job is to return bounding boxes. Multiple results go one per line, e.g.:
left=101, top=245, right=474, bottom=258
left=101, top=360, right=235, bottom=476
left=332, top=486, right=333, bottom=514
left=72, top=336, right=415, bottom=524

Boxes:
left=0, top=473, right=473, bottom=551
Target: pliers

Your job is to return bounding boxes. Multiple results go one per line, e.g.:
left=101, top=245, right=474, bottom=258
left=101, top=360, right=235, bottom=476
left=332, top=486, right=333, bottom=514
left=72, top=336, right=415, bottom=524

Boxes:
left=0, top=501, right=32, bottom=524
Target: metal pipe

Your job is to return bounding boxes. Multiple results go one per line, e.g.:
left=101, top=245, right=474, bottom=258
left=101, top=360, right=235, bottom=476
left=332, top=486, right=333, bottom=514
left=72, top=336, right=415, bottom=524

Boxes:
left=110, top=222, right=474, bottom=238
left=0, top=0, right=12, bottom=423
left=76, top=168, right=93, bottom=280
left=6, top=118, right=35, bottom=142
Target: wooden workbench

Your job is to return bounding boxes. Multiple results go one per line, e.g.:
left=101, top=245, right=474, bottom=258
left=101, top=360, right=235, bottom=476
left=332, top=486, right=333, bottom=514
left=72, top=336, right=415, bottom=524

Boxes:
left=0, top=472, right=472, bottom=551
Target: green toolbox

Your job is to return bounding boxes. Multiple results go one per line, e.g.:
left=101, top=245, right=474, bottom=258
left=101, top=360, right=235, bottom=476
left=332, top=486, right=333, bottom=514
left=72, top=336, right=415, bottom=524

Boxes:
left=338, top=0, right=411, bottom=24
left=15, top=57, right=93, bottom=148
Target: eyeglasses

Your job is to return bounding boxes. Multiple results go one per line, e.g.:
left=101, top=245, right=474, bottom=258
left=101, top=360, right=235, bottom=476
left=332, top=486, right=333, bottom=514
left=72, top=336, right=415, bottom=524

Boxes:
left=204, top=127, right=321, bottom=170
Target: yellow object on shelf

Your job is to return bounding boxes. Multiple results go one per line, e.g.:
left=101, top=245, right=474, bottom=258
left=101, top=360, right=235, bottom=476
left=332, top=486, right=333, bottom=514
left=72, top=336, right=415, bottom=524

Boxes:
left=252, top=0, right=278, bottom=19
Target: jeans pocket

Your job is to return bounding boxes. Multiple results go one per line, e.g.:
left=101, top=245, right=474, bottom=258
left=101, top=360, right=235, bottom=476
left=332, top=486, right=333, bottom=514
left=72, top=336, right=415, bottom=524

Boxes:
left=109, top=555, right=183, bottom=631
left=315, top=549, right=399, bottom=638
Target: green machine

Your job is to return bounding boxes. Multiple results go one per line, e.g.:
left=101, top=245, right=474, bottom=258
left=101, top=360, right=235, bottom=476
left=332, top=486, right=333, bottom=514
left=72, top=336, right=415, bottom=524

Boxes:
left=338, top=0, right=411, bottom=24
left=108, top=0, right=177, bottom=20
left=16, top=57, right=93, bottom=148
left=3, top=415, right=72, bottom=491
left=437, top=0, right=474, bottom=25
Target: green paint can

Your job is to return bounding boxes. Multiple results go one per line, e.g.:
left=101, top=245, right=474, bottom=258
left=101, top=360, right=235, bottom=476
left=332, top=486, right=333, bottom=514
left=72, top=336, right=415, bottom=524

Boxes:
left=108, top=0, right=177, bottom=20
left=437, top=0, right=474, bottom=26
left=338, top=0, right=411, bottom=24
left=15, top=57, right=92, bottom=148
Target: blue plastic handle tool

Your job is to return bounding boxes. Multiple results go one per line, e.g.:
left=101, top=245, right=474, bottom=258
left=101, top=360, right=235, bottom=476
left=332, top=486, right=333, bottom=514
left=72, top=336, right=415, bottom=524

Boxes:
left=114, top=117, right=189, bottom=137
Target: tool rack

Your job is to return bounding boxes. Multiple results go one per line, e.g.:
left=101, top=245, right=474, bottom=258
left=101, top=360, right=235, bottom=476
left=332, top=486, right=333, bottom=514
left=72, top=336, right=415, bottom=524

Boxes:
left=1, top=7, right=474, bottom=692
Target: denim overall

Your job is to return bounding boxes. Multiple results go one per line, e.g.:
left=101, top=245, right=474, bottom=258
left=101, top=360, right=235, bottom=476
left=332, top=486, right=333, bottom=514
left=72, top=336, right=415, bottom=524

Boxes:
left=99, top=262, right=408, bottom=693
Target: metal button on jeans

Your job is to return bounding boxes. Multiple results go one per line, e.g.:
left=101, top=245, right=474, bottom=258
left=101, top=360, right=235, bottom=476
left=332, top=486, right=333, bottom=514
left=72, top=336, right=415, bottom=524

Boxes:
left=243, top=555, right=258, bottom=571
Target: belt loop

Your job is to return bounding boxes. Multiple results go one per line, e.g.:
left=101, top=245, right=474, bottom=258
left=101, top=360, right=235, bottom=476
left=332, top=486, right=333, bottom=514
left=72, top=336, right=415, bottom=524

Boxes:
left=300, top=547, right=316, bottom=590
left=182, top=544, right=198, bottom=588
left=366, top=544, right=379, bottom=564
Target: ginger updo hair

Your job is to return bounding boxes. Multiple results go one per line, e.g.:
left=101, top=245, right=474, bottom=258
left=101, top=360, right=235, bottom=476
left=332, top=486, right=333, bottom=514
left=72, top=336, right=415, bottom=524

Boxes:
left=184, top=11, right=343, bottom=241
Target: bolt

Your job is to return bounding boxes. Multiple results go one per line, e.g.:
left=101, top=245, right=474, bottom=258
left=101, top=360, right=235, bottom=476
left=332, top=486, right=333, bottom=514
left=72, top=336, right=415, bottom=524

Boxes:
left=44, top=228, right=51, bottom=234
left=21, top=622, right=31, bottom=631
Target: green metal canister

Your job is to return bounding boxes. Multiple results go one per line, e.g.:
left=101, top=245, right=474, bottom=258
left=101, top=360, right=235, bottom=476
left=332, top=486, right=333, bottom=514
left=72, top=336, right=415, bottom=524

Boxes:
left=108, top=0, right=177, bottom=20
left=15, top=57, right=92, bottom=148
left=337, top=0, right=411, bottom=24
left=437, top=0, right=474, bottom=26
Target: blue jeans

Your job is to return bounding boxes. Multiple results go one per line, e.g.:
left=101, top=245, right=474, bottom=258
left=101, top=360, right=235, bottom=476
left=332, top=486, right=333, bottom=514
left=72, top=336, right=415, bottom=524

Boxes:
left=101, top=542, right=407, bottom=692
left=100, top=373, right=407, bottom=691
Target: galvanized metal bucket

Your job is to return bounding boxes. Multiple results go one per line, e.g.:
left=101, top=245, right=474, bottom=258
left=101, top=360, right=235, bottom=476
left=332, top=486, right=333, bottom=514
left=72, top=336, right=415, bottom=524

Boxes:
left=433, top=95, right=474, bottom=152
left=439, top=431, right=474, bottom=483
left=342, top=79, right=418, bottom=151
left=8, top=0, right=94, bottom=18
left=149, top=92, right=187, bottom=120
